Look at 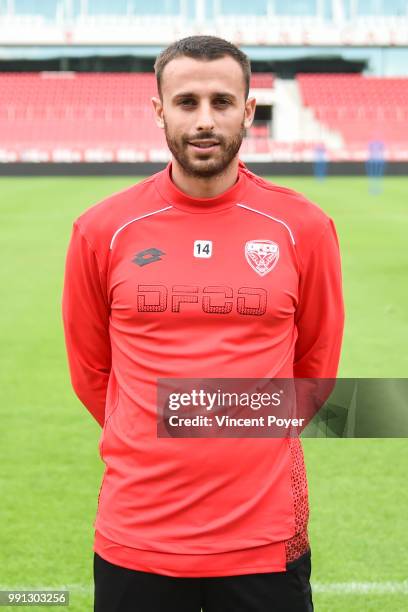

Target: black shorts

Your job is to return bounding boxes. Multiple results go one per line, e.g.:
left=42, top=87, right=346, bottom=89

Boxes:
left=93, top=551, right=313, bottom=612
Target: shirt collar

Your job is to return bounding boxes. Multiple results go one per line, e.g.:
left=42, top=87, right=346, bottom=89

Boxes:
left=154, top=160, right=249, bottom=214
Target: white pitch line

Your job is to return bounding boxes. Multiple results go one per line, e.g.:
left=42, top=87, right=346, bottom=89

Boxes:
left=1, top=582, right=408, bottom=596
left=313, top=581, right=408, bottom=595
left=0, top=580, right=408, bottom=595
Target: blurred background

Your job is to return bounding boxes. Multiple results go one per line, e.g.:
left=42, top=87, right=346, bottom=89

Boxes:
left=0, top=0, right=407, bottom=171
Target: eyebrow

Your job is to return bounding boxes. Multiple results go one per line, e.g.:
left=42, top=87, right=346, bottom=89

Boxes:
left=172, top=91, right=237, bottom=102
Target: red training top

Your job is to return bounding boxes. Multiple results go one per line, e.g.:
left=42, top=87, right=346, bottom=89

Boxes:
left=62, top=161, right=344, bottom=577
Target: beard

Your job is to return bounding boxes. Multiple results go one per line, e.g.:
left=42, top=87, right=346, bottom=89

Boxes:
left=164, top=119, right=245, bottom=179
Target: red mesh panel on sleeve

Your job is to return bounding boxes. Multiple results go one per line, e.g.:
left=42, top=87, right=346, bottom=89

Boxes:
left=285, top=438, right=310, bottom=565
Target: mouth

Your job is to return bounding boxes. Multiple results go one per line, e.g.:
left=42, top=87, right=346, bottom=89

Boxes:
left=187, top=140, right=220, bottom=151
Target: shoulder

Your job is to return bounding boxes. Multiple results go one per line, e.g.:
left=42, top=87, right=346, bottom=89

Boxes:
left=240, top=167, right=332, bottom=246
left=73, top=172, right=164, bottom=252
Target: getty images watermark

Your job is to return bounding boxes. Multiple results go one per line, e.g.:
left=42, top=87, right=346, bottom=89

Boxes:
left=165, top=387, right=301, bottom=430
left=157, top=378, right=408, bottom=438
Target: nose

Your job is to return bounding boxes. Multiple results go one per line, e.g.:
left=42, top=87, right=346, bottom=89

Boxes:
left=195, top=101, right=215, bottom=132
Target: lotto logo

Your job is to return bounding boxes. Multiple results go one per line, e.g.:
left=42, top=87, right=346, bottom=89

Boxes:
left=132, top=247, right=165, bottom=267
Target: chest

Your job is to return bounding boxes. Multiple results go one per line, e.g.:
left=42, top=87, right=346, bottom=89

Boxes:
left=107, top=210, right=298, bottom=327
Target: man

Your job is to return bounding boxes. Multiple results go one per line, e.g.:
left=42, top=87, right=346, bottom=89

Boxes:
left=366, top=138, right=385, bottom=195
left=62, top=36, right=344, bottom=612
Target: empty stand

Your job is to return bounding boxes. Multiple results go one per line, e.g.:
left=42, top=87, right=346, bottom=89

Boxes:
left=5, top=71, right=407, bottom=162
left=0, top=72, right=276, bottom=162
left=297, top=74, right=408, bottom=154
left=0, top=73, right=164, bottom=160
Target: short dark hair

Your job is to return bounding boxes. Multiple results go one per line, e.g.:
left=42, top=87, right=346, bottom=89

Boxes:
left=154, top=35, right=251, bottom=99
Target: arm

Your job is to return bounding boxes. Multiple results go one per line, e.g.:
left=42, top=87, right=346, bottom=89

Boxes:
left=292, top=219, right=345, bottom=426
left=294, top=218, right=345, bottom=379
left=62, top=222, right=111, bottom=427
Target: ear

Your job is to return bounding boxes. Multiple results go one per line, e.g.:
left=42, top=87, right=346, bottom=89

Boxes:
left=244, top=97, right=257, bottom=129
left=151, top=96, right=164, bottom=129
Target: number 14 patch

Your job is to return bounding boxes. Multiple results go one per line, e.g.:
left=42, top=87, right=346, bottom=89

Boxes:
left=194, top=240, right=212, bottom=258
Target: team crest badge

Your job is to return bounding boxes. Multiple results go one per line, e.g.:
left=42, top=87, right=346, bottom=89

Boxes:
left=245, top=240, right=279, bottom=276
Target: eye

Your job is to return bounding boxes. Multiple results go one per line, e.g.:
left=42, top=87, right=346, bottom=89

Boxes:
left=179, top=99, right=196, bottom=107
left=214, top=98, right=231, bottom=106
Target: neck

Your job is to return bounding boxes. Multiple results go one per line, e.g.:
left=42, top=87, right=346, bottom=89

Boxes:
left=171, top=157, right=239, bottom=199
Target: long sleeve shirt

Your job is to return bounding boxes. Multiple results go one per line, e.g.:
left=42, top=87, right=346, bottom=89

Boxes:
left=62, top=161, right=344, bottom=577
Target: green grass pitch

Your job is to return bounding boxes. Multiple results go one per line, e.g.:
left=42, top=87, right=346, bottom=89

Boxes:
left=0, top=175, right=407, bottom=611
